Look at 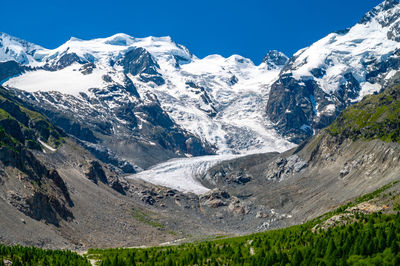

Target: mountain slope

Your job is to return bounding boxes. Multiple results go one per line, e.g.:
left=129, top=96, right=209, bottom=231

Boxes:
left=0, top=86, right=199, bottom=249
left=267, top=0, right=400, bottom=143
left=329, top=74, right=400, bottom=142
left=0, top=85, right=73, bottom=227
left=195, top=75, right=400, bottom=232
left=0, top=32, right=293, bottom=167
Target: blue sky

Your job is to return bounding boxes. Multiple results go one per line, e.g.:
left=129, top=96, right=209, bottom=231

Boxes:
left=1, top=0, right=383, bottom=63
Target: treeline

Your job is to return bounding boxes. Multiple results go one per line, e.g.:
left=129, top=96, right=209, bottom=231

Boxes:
left=89, top=212, right=400, bottom=265
left=0, top=244, right=90, bottom=265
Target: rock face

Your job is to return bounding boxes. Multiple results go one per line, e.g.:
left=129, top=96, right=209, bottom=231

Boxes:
left=267, top=0, right=400, bottom=143
left=45, top=53, right=88, bottom=71
left=264, top=155, right=307, bottom=181
left=0, top=61, right=26, bottom=82
left=85, top=161, right=108, bottom=184
left=119, top=47, right=165, bottom=85
left=1, top=146, right=73, bottom=226
left=0, top=87, right=73, bottom=226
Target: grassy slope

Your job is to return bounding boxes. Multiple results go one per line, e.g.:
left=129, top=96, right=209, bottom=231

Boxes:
left=328, top=83, right=400, bottom=143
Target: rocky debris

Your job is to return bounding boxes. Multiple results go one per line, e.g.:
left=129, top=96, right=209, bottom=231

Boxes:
left=198, top=189, right=252, bottom=216
left=339, top=154, right=376, bottom=178
left=208, top=168, right=252, bottom=185
left=7, top=191, right=30, bottom=214
left=339, top=164, right=351, bottom=178
left=26, top=192, right=74, bottom=226
left=83, top=161, right=129, bottom=194
left=85, top=161, right=108, bottom=184
left=200, top=189, right=230, bottom=208
left=1, top=150, right=75, bottom=226
left=256, top=211, right=266, bottom=218
left=312, top=213, right=355, bottom=232
left=255, top=209, right=293, bottom=231
left=78, top=141, right=138, bottom=174
left=205, top=159, right=257, bottom=187
left=347, top=202, right=385, bottom=214
left=313, top=202, right=386, bottom=232
left=265, top=154, right=307, bottom=180
left=231, top=173, right=251, bottom=184
left=228, top=197, right=250, bottom=215
left=142, top=195, right=156, bottom=205
left=7, top=190, right=73, bottom=227
left=138, top=189, right=162, bottom=206
left=309, top=133, right=400, bottom=177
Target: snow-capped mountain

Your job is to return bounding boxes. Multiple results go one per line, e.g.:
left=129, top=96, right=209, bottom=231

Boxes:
left=0, top=32, right=294, bottom=171
left=0, top=33, right=44, bottom=65
left=267, top=0, right=400, bottom=142
left=1, top=0, right=397, bottom=170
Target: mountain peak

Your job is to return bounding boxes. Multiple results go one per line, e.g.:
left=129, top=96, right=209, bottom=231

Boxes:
left=0, top=32, right=44, bottom=65
left=68, top=36, right=83, bottom=42
left=103, top=33, right=134, bottom=46
left=359, top=0, right=400, bottom=25
left=262, top=50, right=288, bottom=69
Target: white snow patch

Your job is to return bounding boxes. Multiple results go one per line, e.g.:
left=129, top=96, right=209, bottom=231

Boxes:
left=358, top=82, right=382, bottom=101
left=3, top=65, right=107, bottom=97
left=38, top=139, right=57, bottom=152
left=322, top=104, right=336, bottom=115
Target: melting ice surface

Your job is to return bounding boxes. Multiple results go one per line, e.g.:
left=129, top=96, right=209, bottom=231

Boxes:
left=127, top=145, right=287, bottom=195
left=127, top=154, right=241, bottom=195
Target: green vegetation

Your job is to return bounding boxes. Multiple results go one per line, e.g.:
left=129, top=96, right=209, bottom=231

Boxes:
left=317, top=180, right=400, bottom=220
left=132, top=208, right=165, bottom=229
left=88, top=212, right=400, bottom=265
left=0, top=244, right=90, bottom=265
left=2, top=177, right=399, bottom=266
left=329, top=83, right=400, bottom=143
left=86, top=182, right=400, bottom=265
